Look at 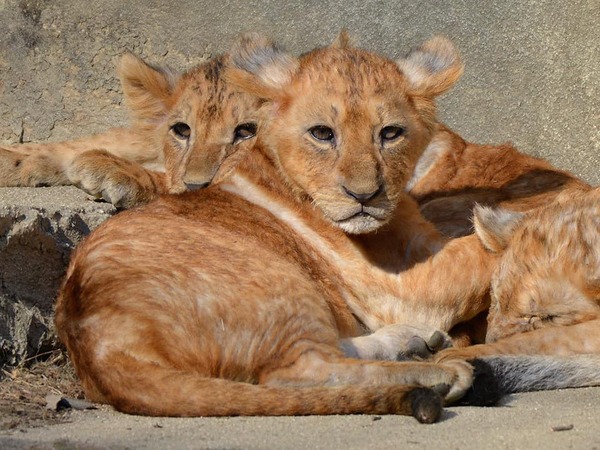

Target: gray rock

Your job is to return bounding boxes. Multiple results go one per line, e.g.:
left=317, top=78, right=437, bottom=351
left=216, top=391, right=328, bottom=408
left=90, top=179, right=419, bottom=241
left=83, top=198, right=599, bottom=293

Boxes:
left=0, top=187, right=115, bottom=366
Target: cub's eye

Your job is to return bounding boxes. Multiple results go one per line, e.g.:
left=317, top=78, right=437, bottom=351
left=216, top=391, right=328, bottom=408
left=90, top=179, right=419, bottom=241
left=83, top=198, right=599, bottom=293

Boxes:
left=233, top=122, right=257, bottom=144
left=171, top=122, right=191, bottom=140
left=380, top=125, right=406, bottom=143
left=309, top=126, right=335, bottom=143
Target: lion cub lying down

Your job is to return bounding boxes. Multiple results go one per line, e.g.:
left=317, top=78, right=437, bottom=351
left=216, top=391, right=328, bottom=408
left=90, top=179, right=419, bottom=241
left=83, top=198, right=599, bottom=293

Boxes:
left=55, top=34, right=504, bottom=421
left=434, top=187, right=600, bottom=392
left=0, top=54, right=260, bottom=208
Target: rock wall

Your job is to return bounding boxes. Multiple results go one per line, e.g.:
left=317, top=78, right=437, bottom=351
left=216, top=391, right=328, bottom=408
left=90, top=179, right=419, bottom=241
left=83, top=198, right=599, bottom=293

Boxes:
left=0, top=187, right=114, bottom=366
left=1, top=0, right=597, bottom=181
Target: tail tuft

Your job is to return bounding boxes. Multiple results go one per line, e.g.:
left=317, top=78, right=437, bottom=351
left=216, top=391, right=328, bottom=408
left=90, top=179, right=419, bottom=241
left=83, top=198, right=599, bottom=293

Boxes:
left=407, top=387, right=443, bottom=423
left=457, top=359, right=503, bottom=406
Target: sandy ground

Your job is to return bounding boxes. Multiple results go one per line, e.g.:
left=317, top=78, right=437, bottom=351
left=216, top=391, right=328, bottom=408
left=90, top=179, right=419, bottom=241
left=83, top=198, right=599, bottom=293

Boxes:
left=1, top=385, right=599, bottom=450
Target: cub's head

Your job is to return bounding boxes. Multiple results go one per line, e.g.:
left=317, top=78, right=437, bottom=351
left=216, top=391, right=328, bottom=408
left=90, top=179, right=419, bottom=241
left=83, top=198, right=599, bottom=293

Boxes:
left=227, top=34, right=462, bottom=234
left=119, top=53, right=262, bottom=193
left=474, top=191, right=600, bottom=343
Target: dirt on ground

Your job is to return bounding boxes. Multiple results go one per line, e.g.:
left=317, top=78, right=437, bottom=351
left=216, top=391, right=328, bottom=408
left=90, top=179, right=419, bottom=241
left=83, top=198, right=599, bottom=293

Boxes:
left=0, top=351, right=84, bottom=431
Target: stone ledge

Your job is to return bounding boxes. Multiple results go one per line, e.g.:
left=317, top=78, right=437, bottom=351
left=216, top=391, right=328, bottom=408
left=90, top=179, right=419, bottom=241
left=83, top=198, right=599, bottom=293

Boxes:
left=0, top=187, right=115, bottom=366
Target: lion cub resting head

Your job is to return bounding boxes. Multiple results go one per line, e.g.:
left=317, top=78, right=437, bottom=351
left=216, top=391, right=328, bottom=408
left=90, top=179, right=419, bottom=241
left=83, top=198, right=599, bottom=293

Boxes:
left=475, top=187, right=600, bottom=344
left=55, top=34, right=495, bottom=422
left=0, top=53, right=260, bottom=208
left=433, top=188, right=600, bottom=394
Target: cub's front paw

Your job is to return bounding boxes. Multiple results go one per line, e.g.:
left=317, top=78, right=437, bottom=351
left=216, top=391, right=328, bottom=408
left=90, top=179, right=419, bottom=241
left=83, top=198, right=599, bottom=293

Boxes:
left=67, top=150, right=158, bottom=209
left=341, top=323, right=453, bottom=361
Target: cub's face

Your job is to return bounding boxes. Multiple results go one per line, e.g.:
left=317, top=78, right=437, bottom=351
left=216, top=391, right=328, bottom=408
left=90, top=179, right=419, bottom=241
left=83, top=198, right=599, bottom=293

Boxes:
left=263, top=49, right=434, bottom=234
left=484, top=194, right=600, bottom=342
left=120, top=54, right=261, bottom=193
left=164, top=57, right=262, bottom=191
left=228, top=34, right=463, bottom=235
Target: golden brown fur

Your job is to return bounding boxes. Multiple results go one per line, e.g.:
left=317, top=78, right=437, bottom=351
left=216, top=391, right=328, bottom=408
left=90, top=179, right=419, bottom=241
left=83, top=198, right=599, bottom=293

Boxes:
left=401, top=121, right=590, bottom=347
left=55, top=35, right=495, bottom=420
left=435, top=187, right=600, bottom=362
left=0, top=54, right=260, bottom=208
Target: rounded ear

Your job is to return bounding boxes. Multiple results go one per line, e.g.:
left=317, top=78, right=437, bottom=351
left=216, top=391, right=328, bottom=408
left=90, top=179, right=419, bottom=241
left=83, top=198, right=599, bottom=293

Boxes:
left=118, top=53, right=177, bottom=126
left=226, top=33, right=299, bottom=100
left=473, top=205, right=525, bottom=253
left=396, top=36, right=464, bottom=98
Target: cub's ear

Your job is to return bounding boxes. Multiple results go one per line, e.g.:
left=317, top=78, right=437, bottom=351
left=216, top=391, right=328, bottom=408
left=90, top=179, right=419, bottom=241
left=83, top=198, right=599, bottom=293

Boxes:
left=330, top=29, right=354, bottom=49
left=118, top=53, right=176, bottom=126
left=473, top=206, right=524, bottom=253
left=226, top=33, right=299, bottom=100
left=397, top=36, right=463, bottom=97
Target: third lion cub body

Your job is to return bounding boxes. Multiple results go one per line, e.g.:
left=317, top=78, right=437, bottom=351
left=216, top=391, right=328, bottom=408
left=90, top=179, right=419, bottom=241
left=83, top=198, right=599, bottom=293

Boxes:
left=437, top=187, right=600, bottom=359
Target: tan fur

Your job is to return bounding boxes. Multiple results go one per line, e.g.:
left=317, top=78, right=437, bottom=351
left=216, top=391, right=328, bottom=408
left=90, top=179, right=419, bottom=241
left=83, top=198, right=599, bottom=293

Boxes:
left=0, top=54, right=261, bottom=208
left=435, top=187, right=600, bottom=362
left=400, top=119, right=590, bottom=345
left=54, top=35, right=484, bottom=420
left=344, top=41, right=589, bottom=354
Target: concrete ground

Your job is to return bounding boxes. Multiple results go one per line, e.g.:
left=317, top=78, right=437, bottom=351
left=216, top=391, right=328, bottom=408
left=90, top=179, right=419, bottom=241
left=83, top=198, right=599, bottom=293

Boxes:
left=1, top=387, right=599, bottom=450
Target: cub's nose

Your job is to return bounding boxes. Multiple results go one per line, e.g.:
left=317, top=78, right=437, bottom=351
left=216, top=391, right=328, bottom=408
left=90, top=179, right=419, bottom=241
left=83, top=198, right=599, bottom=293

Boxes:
left=342, top=185, right=382, bottom=203
left=185, top=181, right=210, bottom=191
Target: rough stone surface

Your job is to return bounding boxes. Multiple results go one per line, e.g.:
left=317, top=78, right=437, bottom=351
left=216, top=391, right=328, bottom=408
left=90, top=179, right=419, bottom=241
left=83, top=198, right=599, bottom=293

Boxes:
left=0, top=187, right=114, bottom=366
left=0, top=1, right=598, bottom=365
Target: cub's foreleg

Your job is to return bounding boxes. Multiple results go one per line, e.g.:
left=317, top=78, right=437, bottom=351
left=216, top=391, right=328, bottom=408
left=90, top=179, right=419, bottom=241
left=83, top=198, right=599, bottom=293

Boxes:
left=0, top=128, right=165, bottom=208
left=435, top=319, right=600, bottom=361
left=66, top=150, right=168, bottom=208
left=358, top=234, right=497, bottom=332
left=340, top=323, right=452, bottom=361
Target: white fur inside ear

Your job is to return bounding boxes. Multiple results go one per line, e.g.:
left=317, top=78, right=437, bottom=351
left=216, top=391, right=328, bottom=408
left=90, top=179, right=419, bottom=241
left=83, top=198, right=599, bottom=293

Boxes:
left=396, top=36, right=463, bottom=97
left=231, top=33, right=298, bottom=90
left=473, top=206, right=525, bottom=253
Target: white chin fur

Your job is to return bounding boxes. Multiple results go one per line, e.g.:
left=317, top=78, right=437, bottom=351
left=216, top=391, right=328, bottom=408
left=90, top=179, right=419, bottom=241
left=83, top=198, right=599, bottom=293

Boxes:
left=336, top=215, right=384, bottom=235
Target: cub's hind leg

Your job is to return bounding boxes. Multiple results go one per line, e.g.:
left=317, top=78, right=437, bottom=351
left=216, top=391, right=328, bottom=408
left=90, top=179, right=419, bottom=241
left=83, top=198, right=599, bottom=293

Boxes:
left=259, top=341, right=475, bottom=405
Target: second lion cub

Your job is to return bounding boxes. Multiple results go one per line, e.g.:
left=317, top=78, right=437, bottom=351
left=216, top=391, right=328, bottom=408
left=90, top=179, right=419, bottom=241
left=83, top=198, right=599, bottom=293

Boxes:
left=0, top=54, right=260, bottom=208
left=438, top=187, right=600, bottom=358
left=432, top=188, right=600, bottom=393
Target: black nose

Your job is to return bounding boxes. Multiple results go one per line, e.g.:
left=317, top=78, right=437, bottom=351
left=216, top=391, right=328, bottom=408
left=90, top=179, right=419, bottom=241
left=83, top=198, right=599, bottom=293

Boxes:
left=342, top=185, right=381, bottom=203
left=185, top=181, right=210, bottom=191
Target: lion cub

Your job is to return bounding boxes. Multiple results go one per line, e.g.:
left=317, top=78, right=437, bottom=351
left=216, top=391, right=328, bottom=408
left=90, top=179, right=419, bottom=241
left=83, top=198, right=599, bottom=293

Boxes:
left=432, top=188, right=600, bottom=393
left=55, top=34, right=498, bottom=421
left=441, top=187, right=600, bottom=354
left=0, top=54, right=260, bottom=208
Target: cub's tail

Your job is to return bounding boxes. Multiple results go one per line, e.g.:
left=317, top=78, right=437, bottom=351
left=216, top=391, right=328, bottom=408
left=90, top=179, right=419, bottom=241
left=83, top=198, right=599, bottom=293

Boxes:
left=462, top=355, right=600, bottom=404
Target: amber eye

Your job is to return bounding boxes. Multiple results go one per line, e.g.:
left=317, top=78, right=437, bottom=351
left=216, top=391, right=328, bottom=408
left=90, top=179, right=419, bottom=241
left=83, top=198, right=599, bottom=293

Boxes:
left=380, top=125, right=405, bottom=144
left=171, top=122, right=191, bottom=139
left=309, top=126, right=335, bottom=143
left=233, top=122, right=257, bottom=144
